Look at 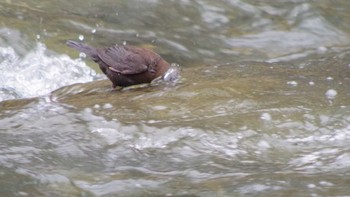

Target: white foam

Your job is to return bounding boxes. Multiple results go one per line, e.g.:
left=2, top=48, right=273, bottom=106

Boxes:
left=0, top=43, right=97, bottom=101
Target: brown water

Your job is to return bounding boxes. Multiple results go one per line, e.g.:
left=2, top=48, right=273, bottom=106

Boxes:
left=1, top=0, right=350, bottom=196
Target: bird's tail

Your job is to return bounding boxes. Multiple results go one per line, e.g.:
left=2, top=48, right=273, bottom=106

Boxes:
left=66, top=40, right=98, bottom=59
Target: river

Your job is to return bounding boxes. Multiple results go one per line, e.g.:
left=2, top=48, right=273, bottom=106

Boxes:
left=1, top=0, right=350, bottom=196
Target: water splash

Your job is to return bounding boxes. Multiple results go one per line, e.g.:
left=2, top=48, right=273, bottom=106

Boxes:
left=150, top=63, right=181, bottom=85
left=0, top=42, right=98, bottom=101
left=163, top=63, right=181, bottom=81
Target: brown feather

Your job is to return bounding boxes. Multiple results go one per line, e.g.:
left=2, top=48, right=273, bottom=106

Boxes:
left=66, top=40, right=170, bottom=87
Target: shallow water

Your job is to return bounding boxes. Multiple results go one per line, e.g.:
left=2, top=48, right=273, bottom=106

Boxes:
left=1, top=0, right=350, bottom=196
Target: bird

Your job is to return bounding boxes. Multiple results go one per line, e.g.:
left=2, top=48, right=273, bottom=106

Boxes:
left=66, top=40, right=171, bottom=88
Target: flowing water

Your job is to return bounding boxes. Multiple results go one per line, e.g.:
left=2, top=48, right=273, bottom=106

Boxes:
left=1, top=0, right=350, bottom=196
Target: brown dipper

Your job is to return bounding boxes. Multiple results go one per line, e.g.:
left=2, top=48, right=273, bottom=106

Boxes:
left=66, top=40, right=170, bottom=88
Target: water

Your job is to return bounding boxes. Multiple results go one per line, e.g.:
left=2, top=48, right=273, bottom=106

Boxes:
left=1, top=0, right=350, bottom=196
left=0, top=41, right=98, bottom=101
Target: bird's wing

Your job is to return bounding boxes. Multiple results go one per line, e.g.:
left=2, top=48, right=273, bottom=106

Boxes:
left=97, top=45, right=149, bottom=75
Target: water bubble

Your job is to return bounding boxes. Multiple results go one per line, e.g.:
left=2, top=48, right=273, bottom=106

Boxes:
left=79, top=52, right=87, bottom=58
left=307, top=184, right=316, bottom=188
left=103, top=103, right=113, bottom=109
left=17, top=191, right=29, bottom=196
left=257, top=140, right=271, bottom=149
left=123, top=41, right=127, bottom=46
left=78, top=35, right=84, bottom=41
left=36, top=34, right=41, bottom=39
left=153, top=105, right=167, bottom=110
left=325, top=89, right=337, bottom=99
left=91, top=29, right=96, bottom=34
left=260, top=113, right=272, bottom=121
left=84, top=107, right=93, bottom=114
left=317, top=46, right=327, bottom=54
left=309, top=81, right=315, bottom=85
left=326, top=76, right=333, bottom=81
left=287, top=81, right=298, bottom=86
left=319, top=181, right=334, bottom=186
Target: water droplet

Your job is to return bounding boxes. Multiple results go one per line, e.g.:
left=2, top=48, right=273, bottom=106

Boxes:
left=123, top=41, right=127, bottom=46
left=325, top=89, right=337, bottom=99
left=326, top=76, right=333, bottom=81
left=36, top=34, right=41, bottom=39
left=309, top=81, right=315, bottom=85
left=307, top=184, right=316, bottom=188
left=78, top=35, right=84, bottom=41
left=91, top=29, right=96, bottom=34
